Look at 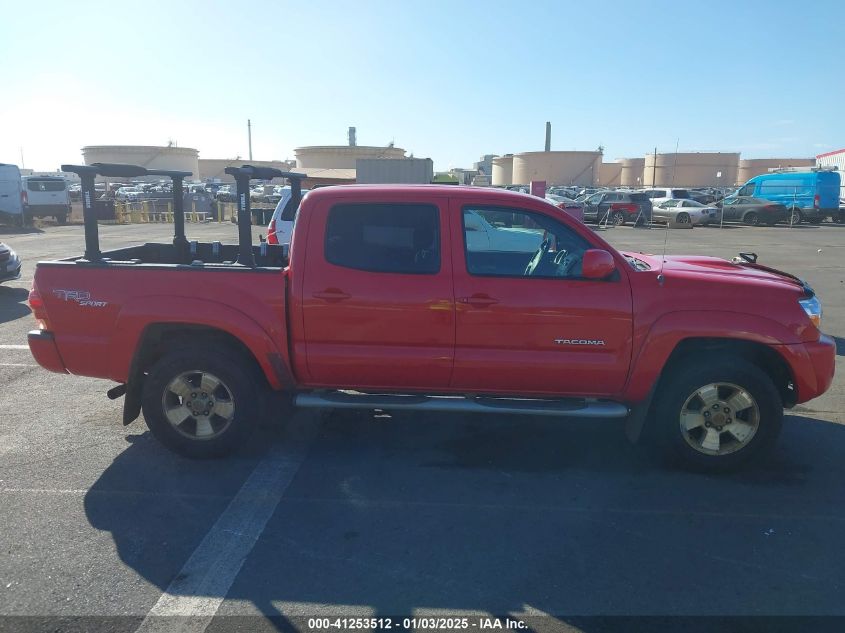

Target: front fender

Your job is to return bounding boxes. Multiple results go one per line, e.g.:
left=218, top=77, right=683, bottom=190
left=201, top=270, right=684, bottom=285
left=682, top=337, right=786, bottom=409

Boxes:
left=623, top=310, right=801, bottom=403
left=111, top=296, right=291, bottom=390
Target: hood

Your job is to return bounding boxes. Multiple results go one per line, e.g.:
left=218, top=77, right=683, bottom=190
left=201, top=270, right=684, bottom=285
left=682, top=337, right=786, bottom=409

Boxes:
left=626, top=253, right=807, bottom=293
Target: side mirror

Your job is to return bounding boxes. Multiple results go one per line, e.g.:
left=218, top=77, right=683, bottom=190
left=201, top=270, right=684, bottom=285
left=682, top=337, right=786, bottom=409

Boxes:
left=581, top=249, right=616, bottom=280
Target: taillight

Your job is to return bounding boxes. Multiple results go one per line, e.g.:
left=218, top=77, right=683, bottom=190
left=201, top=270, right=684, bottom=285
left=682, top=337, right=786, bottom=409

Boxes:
left=814, top=194, right=820, bottom=209
left=21, top=190, right=28, bottom=206
left=267, top=218, right=278, bottom=245
left=28, top=285, right=51, bottom=330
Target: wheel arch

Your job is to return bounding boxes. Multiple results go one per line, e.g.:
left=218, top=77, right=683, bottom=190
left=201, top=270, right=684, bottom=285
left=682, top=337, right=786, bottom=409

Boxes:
left=122, top=322, right=291, bottom=425
left=625, top=336, right=796, bottom=443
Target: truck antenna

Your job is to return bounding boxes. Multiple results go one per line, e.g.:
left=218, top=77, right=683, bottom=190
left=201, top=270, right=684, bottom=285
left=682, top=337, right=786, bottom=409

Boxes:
left=657, top=221, right=669, bottom=285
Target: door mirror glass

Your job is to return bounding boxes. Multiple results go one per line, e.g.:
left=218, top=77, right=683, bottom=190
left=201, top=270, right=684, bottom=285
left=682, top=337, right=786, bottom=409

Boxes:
left=581, top=249, right=616, bottom=280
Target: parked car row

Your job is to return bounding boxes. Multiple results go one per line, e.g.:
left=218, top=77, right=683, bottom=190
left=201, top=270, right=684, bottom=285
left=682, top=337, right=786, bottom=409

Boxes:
left=501, top=169, right=843, bottom=228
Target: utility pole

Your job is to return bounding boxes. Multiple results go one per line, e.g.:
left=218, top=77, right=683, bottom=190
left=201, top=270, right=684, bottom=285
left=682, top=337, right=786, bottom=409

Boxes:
left=652, top=146, right=657, bottom=187
left=247, top=119, right=253, bottom=161
left=20, top=147, right=25, bottom=169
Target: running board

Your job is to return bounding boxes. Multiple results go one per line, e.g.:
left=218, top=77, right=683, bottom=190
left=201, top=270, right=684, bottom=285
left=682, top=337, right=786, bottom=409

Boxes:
left=294, top=391, right=629, bottom=418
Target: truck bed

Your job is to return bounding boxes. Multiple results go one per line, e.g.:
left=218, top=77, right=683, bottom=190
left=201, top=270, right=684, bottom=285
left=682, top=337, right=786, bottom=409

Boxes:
left=54, top=241, right=288, bottom=269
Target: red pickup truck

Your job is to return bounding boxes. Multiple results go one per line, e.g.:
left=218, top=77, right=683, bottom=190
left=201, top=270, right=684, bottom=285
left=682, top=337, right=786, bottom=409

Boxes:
left=27, top=163, right=835, bottom=471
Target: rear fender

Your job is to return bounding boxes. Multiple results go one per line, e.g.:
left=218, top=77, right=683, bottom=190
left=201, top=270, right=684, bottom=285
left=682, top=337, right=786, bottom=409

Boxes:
left=113, top=296, right=292, bottom=391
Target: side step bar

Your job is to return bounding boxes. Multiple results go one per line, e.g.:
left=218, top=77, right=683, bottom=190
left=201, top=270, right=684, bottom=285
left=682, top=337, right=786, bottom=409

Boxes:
left=295, top=391, right=629, bottom=419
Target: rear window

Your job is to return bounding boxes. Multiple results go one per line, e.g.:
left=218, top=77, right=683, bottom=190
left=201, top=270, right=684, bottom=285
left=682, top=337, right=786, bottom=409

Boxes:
left=26, top=179, right=66, bottom=192
left=325, top=203, right=440, bottom=275
left=671, top=189, right=690, bottom=198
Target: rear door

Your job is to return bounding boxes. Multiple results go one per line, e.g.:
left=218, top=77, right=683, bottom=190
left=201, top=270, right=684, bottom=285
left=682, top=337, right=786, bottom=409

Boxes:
left=721, top=197, right=743, bottom=221
left=450, top=201, right=633, bottom=396
left=25, top=178, right=67, bottom=207
left=817, top=172, right=840, bottom=209
left=301, top=195, right=455, bottom=390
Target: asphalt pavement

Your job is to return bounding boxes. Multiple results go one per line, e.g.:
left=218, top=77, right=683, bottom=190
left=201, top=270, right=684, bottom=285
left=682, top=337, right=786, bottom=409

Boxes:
left=1, top=219, right=844, bottom=633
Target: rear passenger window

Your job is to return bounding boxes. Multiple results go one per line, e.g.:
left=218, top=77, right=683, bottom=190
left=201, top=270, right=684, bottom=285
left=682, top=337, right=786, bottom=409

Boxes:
left=325, top=203, right=440, bottom=274
left=26, top=179, right=66, bottom=192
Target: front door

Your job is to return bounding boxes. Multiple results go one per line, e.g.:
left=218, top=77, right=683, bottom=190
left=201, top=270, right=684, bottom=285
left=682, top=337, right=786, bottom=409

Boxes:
left=450, top=203, right=633, bottom=397
left=301, top=196, right=455, bottom=390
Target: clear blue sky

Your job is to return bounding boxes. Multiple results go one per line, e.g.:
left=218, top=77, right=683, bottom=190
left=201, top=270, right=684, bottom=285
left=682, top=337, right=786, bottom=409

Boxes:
left=0, top=0, right=841, bottom=171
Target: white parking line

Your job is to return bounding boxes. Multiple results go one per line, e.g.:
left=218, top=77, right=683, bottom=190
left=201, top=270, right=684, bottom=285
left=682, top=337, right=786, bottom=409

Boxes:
left=136, top=415, right=320, bottom=633
left=0, top=345, right=29, bottom=350
left=0, top=363, right=36, bottom=367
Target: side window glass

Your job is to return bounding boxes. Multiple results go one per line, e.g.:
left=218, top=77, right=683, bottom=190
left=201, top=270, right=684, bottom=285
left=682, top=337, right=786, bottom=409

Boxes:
left=462, top=207, right=591, bottom=279
left=325, top=203, right=440, bottom=274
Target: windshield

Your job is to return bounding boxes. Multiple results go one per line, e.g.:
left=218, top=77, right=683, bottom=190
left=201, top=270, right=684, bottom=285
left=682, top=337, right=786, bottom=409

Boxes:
left=623, top=253, right=652, bottom=270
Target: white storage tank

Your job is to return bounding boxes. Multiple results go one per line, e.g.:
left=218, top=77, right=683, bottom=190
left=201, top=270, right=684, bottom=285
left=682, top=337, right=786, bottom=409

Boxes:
left=491, top=155, right=514, bottom=186
left=82, top=145, right=199, bottom=180
left=511, top=151, right=602, bottom=186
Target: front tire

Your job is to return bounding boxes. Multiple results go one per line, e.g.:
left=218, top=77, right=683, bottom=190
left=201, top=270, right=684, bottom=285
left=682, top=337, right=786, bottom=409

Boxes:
left=55, top=213, right=67, bottom=225
left=141, top=346, right=260, bottom=458
left=650, top=357, right=782, bottom=472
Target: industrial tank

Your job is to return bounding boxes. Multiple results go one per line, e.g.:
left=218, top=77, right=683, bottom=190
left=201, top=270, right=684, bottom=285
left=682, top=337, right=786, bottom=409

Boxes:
left=736, top=158, right=814, bottom=184
left=599, top=162, right=623, bottom=187
left=82, top=145, right=199, bottom=180
left=511, top=151, right=601, bottom=186
left=643, top=152, right=739, bottom=188
left=294, top=145, right=405, bottom=169
left=619, top=158, right=645, bottom=187
left=491, top=155, right=514, bottom=186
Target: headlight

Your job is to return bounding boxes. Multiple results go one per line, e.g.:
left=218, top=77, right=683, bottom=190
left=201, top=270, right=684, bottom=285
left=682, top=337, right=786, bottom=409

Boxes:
left=799, top=295, right=822, bottom=329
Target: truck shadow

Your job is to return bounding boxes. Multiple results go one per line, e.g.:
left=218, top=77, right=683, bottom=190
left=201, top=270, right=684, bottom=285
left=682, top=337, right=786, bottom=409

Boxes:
left=0, top=286, right=31, bottom=324
left=85, top=411, right=845, bottom=631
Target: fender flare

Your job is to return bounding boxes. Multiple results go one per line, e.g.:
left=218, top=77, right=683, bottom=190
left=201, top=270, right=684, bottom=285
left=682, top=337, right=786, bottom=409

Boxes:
left=623, top=310, right=801, bottom=427
left=112, top=295, right=292, bottom=391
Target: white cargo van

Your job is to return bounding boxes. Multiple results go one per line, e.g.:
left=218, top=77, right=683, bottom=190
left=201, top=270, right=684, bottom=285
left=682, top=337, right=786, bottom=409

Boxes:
left=21, top=176, right=71, bottom=224
left=0, top=164, right=24, bottom=226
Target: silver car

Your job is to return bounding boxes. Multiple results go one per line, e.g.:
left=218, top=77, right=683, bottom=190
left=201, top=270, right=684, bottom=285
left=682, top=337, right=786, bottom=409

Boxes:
left=652, top=199, right=721, bottom=226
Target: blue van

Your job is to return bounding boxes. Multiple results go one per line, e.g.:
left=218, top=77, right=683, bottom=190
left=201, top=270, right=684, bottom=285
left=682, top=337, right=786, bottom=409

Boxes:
left=732, top=170, right=841, bottom=223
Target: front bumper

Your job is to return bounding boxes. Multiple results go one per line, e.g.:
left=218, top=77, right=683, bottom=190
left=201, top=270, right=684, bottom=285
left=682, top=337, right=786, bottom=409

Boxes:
left=785, top=334, right=836, bottom=404
left=27, top=330, right=68, bottom=374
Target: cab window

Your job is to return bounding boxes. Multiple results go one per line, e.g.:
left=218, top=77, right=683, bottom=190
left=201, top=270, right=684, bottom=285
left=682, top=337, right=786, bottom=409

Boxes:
left=462, top=207, right=591, bottom=279
left=325, top=203, right=440, bottom=274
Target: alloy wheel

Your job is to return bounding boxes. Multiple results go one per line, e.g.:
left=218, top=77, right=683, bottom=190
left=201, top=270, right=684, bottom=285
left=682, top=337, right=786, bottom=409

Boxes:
left=161, top=370, right=236, bottom=440
left=679, top=382, right=760, bottom=456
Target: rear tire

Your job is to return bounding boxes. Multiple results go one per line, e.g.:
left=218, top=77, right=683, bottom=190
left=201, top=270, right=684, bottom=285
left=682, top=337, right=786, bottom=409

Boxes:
left=743, top=211, right=759, bottom=226
left=676, top=212, right=690, bottom=225
left=141, top=346, right=261, bottom=458
left=650, top=357, right=782, bottom=472
left=790, top=208, right=803, bottom=224
left=611, top=211, right=625, bottom=226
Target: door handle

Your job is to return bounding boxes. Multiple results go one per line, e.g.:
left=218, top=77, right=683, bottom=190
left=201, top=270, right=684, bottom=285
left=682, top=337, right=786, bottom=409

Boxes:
left=458, top=294, right=499, bottom=307
left=313, top=289, right=351, bottom=302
